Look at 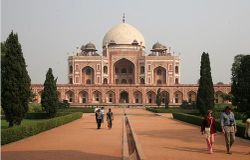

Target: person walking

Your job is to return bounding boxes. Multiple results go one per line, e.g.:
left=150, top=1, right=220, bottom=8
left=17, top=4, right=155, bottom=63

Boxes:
left=96, top=109, right=102, bottom=129
left=244, top=117, right=250, bottom=139
left=101, top=107, right=105, bottom=123
left=244, top=116, right=250, bottom=154
left=220, top=106, right=237, bottom=154
left=201, top=110, right=216, bottom=154
left=106, top=108, right=114, bottom=129
left=94, top=106, right=99, bottom=123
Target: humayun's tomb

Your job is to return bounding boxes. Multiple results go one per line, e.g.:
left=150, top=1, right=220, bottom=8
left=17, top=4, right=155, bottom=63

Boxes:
left=31, top=18, right=231, bottom=106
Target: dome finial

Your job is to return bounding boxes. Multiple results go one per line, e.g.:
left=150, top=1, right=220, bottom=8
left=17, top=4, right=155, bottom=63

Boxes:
left=122, top=13, right=125, bottom=23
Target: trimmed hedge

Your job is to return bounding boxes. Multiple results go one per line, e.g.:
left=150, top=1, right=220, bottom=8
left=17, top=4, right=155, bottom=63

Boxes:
left=172, top=113, right=247, bottom=140
left=25, top=112, right=71, bottom=119
left=146, top=107, right=199, bottom=114
left=1, top=112, right=82, bottom=145
left=58, top=107, right=94, bottom=113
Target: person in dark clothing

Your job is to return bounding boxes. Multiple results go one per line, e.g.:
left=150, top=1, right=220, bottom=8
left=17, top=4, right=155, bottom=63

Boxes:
left=106, top=108, right=114, bottom=129
left=201, top=110, right=217, bottom=154
left=96, top=109, right=102, bottom=129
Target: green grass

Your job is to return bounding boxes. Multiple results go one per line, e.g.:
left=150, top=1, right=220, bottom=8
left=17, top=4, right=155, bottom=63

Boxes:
left=1, top=119, right=47, bottom=129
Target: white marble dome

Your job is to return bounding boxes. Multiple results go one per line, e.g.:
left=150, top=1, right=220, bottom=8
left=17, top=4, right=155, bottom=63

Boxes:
left=103, top=23, right=145, bottom=47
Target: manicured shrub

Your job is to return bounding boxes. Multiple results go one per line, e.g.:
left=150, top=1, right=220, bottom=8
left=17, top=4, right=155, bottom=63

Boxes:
left=172, top=113, right=247, bottom=139
left=25, top=112, right=71, bottom=119
left=28, top=103, right=43, bottom=113
left=58, top=107, right=94, bottom=113
left=146, top=107, right=199, bottom=114
left=1, top=112, right=82, bottom=145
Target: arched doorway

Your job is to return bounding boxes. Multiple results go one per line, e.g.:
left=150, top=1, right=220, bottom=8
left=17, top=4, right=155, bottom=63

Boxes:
left=65, top=90, right=74, bottom=103
left=187, top=91, right=196, bottom=103
left=174, top=91, right=183, bottom=104
left=161, top=91, right=170, bottom=103
left=79, top=91, right=88, bottom=103
left=113, top=58, right=135, bottom=84
left=106, top=91, right=115, bottom=103
left=154, top=66, right=166, bottom=84
left=120, top=91, right=129, bottom=103
left=147, top=91, right=156, bottom=104
left=134, top=91, right=142, bottom=103
left=93, top=90, right=102, bottom=103
left=82, top=66, right=94, bottom=84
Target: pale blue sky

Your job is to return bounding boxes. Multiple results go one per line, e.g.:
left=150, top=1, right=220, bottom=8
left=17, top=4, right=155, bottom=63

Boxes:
left=1, top=0, right=250, bottom=84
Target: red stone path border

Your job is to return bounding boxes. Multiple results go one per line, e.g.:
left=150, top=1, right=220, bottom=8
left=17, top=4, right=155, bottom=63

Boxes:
left=126, top=108, right=250, bottom=160
left=1, top=108, right=123, bottom=160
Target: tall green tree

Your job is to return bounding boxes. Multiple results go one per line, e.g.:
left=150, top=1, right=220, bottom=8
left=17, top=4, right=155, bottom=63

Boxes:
left=1, top=32, right=31, bottom=127
left=196, top=52, right=215, bottom=115
left=156, top=88, right=162, bottom=107
left=235, top=55, right=250, bottom=114
left=41, top=68, right=58, bottom=118
left=231, top=54, right=245, bottom=106
left=164, top=93, right=169, bottom=109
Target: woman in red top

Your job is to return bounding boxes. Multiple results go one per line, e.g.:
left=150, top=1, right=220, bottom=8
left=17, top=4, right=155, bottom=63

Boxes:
left=201, top=110, right=217, bottom=154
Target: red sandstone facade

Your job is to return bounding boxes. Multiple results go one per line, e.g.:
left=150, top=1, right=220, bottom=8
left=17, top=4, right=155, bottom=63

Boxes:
left=31, top=21, right=231, bottom=105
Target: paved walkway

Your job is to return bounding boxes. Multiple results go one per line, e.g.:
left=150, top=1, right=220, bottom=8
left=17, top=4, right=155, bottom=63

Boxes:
left=126, top=108, right=250, bottom=160
left=2, top=108, right=250, bottom=160
left=1, top=108, right=123, bottom=160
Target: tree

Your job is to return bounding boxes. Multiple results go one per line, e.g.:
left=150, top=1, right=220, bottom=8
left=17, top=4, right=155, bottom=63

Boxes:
left=196, top=52, right=215, bottom=115
left=231, top=54, right=245, bottom=106
left=235, top=55, right=250, bottom=114
left=220, top=93, right=232, bottom=103
left=156, top=88, right=162, bottom=107
left=1, top=32, right=31, bottom=127
left=41, top=68, right=58, bottom=118
left=164, top=93, right=169, bottom=109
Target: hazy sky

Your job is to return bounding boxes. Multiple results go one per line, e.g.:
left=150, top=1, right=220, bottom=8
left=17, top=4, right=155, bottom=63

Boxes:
left=2, top=0, right=250, bottom=84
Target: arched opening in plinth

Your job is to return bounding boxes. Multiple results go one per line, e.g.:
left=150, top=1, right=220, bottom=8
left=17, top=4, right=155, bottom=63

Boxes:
left=79, top=91, right=88, bottom=103
left=147, top=91, right=156, bottom=104
left=120, top=91, right=129, bottom=103
left=113, top=58, right=135, bottom=84
left=65, top=90, right=74, bottom=103
left=174, top=91, right=183, bottom=104
left=134, top=91, right=142, bottom=103
left=187, top=91, right=196, bottom=103
left=93, top=90, right=102, bottom=103
left=161, top=91, right=170, bottom=104
left=106, top=91, right=115, bottom=103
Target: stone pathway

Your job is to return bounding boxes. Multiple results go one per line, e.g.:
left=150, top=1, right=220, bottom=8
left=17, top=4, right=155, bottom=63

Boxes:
left=126, top=108, right=250, bottom=160
left=1, top=108, right=123, bottom=160
left=2, top=107, right=250, bottom=160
